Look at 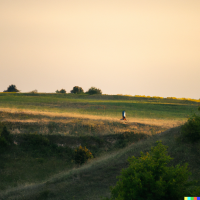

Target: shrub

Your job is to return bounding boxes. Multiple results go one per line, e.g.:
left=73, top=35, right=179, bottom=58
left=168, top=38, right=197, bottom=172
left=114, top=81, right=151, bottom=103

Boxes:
left=3, top=84, right=20, bottom=92
left=29, top=89, right=38, bottom=94
left=56, top=89, right=66, bottom=93
left=180, top=113, right=200, bottom=143
left=70, top=86, right=84, bottom=94
left=74, top=145, right=93, bottom=164
left=106, top=141, right=193, bottom=200
left=86, top=87, right=102, bottom=95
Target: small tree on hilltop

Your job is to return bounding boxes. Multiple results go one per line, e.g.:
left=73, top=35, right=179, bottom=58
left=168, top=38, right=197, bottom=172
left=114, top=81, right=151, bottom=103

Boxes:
left=4, top=84, right=20, bottom=92
left=105, top=141, right=194, bottom=200
left=70, top=86, right=84, bottom=94
left=56, top=89, right=66, bottom=93
left=86, top=87, right=102, bottom=95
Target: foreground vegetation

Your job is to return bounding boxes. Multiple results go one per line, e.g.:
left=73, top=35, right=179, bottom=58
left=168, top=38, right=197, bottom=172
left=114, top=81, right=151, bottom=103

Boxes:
left=106, top=141, right=195, bottom=200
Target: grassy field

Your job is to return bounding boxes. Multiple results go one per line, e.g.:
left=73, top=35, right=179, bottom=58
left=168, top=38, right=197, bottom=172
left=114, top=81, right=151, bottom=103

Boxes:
left=0, top=93, right=199, bottom=199
left=0, top=93, right=198, bottom=120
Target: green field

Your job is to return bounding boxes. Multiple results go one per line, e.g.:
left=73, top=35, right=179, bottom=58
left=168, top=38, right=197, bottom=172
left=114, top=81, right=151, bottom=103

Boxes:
left=0, top=93, right=199, bottom=199
left=0, top=93, right=198, bottom=120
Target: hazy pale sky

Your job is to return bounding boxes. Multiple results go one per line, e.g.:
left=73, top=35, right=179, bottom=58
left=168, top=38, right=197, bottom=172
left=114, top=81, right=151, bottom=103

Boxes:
left=0, top=0, right=200, bottom=98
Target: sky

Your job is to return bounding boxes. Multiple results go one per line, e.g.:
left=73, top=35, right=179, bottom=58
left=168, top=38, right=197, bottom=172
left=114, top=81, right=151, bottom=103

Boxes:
left=0, top=0, right=200, bottom=99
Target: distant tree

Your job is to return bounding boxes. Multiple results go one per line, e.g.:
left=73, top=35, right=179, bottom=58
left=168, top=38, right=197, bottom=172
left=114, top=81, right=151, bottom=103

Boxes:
left=56, top=89, right=66, bottom=94
left=70, top=86, right=84, bottom=94
left=86, top=87, right=102, bottom=95
left=29, top=89, right=38, bottom=94
left=3, top=84, right=20, bottom=92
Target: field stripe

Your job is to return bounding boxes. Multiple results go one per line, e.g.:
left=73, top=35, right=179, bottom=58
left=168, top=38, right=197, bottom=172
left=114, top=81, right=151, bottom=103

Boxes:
left=0, top=107, right=185, bottom=128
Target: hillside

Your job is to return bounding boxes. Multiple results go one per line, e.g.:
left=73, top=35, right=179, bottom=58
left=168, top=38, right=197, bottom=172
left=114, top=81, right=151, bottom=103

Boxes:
left=0, top=93, right=199, bottom=199
left=1, top=126, right=200, bottom=200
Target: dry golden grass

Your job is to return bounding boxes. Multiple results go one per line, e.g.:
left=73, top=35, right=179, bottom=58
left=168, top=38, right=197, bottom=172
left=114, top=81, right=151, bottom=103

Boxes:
left=0, top=107, right=184, bottom=129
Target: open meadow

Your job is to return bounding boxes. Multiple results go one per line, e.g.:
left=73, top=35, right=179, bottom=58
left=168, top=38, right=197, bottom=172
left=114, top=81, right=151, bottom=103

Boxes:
left=0, top=93, right=200, bottom=199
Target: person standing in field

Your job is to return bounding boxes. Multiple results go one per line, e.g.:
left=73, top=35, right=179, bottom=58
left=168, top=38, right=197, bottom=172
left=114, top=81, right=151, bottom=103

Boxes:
left=122, top=111, right=126, bottom=120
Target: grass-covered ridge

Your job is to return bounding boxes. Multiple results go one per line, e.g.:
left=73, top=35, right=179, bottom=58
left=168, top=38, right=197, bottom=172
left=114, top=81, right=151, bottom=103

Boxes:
left=0, top=93, right=198, bottom=120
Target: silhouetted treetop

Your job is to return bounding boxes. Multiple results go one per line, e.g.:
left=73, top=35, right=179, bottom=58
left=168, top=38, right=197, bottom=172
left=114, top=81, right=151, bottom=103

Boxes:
left=56, top=89, right=66, bottom=94
left=71, top=86, right=84, bottom=94
left=3, top=84, right=20, bottom=92
left=86, top=87, right=102, bottom=95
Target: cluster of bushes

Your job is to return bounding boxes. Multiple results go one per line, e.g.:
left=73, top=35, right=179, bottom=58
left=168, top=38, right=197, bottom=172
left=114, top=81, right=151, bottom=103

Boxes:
left=56, top=86, right=102, bottom=95
left=3, top=84, right=102, bottom=95
left=55, top=89, right=66, bottom=94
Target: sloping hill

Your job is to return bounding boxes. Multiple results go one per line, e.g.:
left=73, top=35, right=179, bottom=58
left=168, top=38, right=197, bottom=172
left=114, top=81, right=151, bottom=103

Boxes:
left=1, top=126, right=200, bottom=200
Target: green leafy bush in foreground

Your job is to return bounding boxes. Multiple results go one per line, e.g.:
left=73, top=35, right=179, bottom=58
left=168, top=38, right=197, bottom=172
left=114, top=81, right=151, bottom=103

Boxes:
left=105, top=141, right=194, bottom=200
left=180, top=113, right=200, bottom=143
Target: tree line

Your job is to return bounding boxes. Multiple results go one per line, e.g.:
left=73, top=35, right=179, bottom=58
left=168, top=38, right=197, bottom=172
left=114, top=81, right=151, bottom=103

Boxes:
left=3, top=85, right=102, bottom=95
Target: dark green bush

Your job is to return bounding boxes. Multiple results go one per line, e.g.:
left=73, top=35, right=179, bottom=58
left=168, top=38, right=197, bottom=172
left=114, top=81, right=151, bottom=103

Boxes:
left=180, top=113, right=200, bottom=143
left=74, top=145, right=93, bottom=165
left=3, top=84, right=20, bottom=92
left=86, top=87, right=102, bottom=95
left=70, top=86, right=84, bottom=94
left=106, top=141, right=193, bottom=200
left=56, top=89, right=66, bottom=93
